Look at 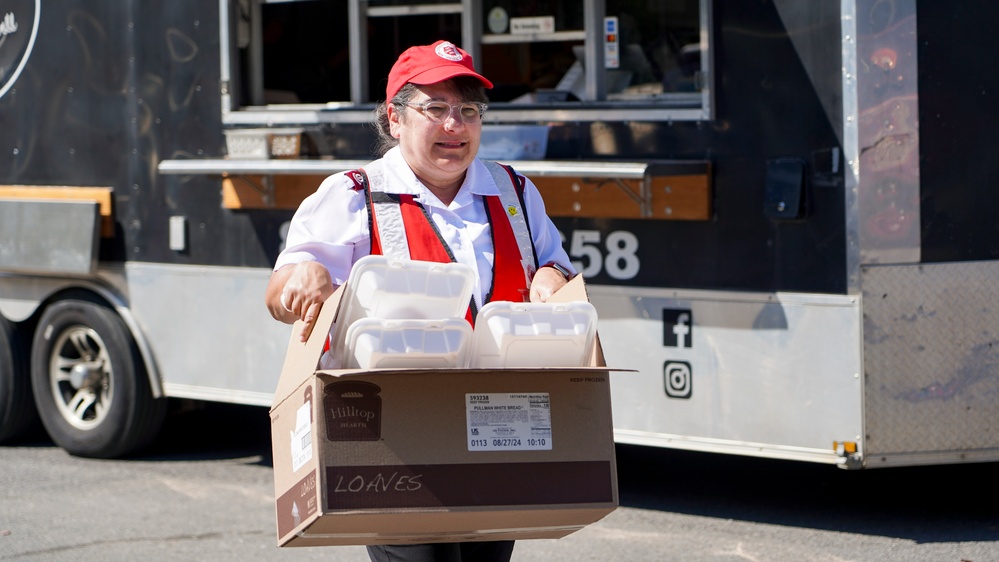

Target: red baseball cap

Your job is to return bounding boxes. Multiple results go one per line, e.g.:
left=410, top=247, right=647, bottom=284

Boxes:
left=385, top=40, right=493, bottom=101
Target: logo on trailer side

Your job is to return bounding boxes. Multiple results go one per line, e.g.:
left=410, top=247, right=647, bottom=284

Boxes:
left=662, top=309, right=693, bottom=399
left=663, top=361, right=692, bottom=399
left=0, top=1, right=40, bottom=100
left=663, top=309, right=692, bottom=348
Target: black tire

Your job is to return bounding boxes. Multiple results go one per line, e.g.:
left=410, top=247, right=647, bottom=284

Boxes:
left=31, top=299, right=167, bottom=458
left=1, top=315, right=40, bottom=442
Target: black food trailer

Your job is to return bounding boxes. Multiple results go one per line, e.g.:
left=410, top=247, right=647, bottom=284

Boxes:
left=1, top=0, right=997, bottom=468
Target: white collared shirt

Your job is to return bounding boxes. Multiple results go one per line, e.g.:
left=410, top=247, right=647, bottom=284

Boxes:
left=275, top=147, right=574, bottom=308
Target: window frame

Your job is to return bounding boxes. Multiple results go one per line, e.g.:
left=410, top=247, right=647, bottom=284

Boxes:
left=218, top=0, right=713, bottom=126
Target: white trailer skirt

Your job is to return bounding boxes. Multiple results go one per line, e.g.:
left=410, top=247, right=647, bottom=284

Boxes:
left=590, top=285, right=863, bottom=466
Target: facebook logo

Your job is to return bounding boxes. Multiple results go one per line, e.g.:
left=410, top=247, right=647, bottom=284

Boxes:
left=663, top=309, right=692, bottom=348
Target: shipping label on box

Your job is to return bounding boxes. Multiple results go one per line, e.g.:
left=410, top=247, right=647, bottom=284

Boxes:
left=466, top=393, right=553, bottom=451
left=290, top=400, right=314, bottom=472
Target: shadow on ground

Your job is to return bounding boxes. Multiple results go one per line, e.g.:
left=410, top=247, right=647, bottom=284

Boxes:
left=139, top=400, right=274, bottom=464
left=615, top=443, right=999, bottom=543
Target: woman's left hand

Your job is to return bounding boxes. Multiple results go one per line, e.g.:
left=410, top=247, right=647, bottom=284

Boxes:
left=529, top=266, right=570, bottom=302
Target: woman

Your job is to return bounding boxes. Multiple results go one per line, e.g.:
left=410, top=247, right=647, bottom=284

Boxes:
left=265, top=40, right=576, bottom=561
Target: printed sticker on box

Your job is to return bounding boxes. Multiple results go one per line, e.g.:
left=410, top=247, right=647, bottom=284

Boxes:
left=466, top=393, right=552, bottom=451
left=290, top=401, right=313, bottom=472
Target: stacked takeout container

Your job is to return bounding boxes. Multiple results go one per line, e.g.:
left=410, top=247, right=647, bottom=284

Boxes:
left=326, top=256, right=598, bottom=370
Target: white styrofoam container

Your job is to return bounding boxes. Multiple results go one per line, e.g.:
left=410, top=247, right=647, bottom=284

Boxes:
left=341, top=256, right=475, bottom=321
left=469, top=301, right=598, bottom=368
left=327, top=256, right=476, bottom=368
left=477, top=125, right=549, bottom=160
left=343, top=318, right=472, bottom=369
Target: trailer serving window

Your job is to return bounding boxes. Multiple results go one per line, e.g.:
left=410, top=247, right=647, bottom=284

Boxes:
left=222, top=0, right=711, bottom=125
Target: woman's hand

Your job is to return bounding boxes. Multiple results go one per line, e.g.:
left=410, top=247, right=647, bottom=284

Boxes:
left=529, top=266, right=570, bottom=302
left=265, top=261, right=338, bottom=342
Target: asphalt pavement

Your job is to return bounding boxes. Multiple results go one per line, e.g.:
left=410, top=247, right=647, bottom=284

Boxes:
left=2, top=401, right=997, bottom=561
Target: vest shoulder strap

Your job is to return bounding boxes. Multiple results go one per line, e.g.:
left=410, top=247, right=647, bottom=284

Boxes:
left=482, top=160, right=538, bottom=275
left=361, top=160, right=412, bottom=260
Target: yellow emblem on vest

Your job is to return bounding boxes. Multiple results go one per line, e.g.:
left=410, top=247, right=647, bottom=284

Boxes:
left=507, top=205, right=518, bottom=216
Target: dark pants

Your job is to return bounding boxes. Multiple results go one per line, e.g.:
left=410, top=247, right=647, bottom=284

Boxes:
left=365, top=541, right=515, bottom=562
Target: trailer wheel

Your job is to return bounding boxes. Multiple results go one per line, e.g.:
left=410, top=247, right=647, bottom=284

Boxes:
left=1, top=316, right=39, bottom=442
left=31, top=299, right=166, bottom=458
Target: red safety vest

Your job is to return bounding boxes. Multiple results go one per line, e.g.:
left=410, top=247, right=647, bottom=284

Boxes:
left=346, top=162, right=537, bottom=324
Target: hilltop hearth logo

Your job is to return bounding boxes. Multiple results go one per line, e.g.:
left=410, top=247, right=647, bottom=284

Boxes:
left=0, top=0, right=39, bottom=100
left=324, top=381, right=382, bottom=441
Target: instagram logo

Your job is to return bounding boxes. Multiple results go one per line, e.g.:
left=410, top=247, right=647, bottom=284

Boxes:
left=664, top=361, right=692, bottom=399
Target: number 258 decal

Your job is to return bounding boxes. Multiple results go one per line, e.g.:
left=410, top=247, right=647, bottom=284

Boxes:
left=560, top=229, right=640, bottom=280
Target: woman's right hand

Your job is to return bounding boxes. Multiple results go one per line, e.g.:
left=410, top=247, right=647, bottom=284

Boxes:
left=265, top=261, right=338, bottom=342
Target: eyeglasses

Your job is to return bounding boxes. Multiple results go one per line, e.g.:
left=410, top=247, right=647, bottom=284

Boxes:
left=403, top=101, right=487, bottom=124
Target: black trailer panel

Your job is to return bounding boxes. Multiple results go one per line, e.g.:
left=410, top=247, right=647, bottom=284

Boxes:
left=0, top=2, right=292, bottom=270
left=917, top=2, right=999, bottom=262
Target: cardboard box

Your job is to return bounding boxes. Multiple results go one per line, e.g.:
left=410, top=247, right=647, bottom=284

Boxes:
left=270, top=275, right=617, bottom=547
